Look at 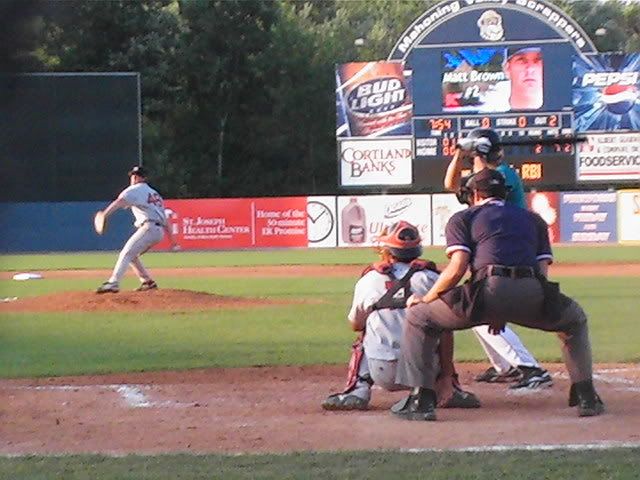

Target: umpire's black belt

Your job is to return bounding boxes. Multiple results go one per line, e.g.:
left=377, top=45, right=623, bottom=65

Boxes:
left=482, top=265, right=537, bottom=279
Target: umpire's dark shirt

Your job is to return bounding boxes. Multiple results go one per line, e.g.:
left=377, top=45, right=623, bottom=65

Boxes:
left=445, top=199, right=553, bottom=274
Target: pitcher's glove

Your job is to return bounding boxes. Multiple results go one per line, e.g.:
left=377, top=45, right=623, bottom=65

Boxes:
left=94, top=211, right=106, bottom=235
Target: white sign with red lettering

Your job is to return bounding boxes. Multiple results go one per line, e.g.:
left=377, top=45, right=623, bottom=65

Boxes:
left=577, top=133, right=640, bottom=181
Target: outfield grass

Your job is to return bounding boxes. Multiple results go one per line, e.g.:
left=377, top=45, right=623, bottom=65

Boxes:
left=1, top=244, right=640, bottom=271
left=2, top=449, right=639, bottom=480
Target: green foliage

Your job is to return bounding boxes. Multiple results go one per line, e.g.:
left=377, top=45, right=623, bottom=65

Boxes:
left=12, top=0, right=640, bottom=197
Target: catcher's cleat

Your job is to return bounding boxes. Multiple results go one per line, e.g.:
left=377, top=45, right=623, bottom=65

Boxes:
left=509, top=367, right=553, bottom=390
left=321, top=393, right=369, bottom=411
left=475, top=366, right=521, bottom=383
left=440, top=387, right=481, bottom=409
left=136, top=280, right=158, bottom=292
left=391, top=388, right=437, bottom=421
left=571, top=380, right=605, bottom=417
left=96, top=282, right=119, bottom=294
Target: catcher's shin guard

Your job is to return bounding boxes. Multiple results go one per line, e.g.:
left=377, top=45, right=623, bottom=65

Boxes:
left=342, top=332, right=373, bottom=394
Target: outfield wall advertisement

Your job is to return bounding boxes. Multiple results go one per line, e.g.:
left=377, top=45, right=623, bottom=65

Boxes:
left=528, top=192, right=561, bottom=244
left=576, top=132, right=640, bottom=182
left=431, top=193, right=467, bottom=246
left=617, top=189, right=640, bottom=242
left=559, top=191, right=618, bottom=243
left=337, top=194, right=432, bottom=247
left=156, top=197, right=309, bottom=250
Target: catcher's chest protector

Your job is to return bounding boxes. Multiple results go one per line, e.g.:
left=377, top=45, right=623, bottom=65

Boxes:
left=367, top=260, right=438, bottom=311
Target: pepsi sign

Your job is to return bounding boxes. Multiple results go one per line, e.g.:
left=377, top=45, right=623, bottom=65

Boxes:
left=573, top=53, right=640, bottom=132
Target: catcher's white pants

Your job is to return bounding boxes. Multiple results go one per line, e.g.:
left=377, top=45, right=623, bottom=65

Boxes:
left=109, top=224, right=164, bottom=284
left=472, top=325, right=539, bottom=373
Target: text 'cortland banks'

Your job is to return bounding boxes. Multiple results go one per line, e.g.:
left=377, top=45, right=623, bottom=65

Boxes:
left=342, top=146, right=412, bottom=177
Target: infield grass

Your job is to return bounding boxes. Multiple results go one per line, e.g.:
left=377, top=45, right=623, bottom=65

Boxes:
left=2, top=448, right=639, bottom=479
left=1, top=272, right=639, bottom=377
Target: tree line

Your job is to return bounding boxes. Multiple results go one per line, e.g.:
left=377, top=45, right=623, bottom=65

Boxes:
left=3, top=0, right=640, bottom=198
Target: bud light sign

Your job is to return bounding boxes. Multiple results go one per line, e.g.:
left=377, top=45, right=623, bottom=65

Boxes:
left=336, top=61, right=413, bottom=138
left=573, top=53, right=640, bottom=132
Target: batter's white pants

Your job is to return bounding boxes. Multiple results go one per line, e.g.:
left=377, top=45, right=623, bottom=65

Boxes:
left=108, top=224, right=164, bottom=285
left=472, top=325, right=539, bottom=373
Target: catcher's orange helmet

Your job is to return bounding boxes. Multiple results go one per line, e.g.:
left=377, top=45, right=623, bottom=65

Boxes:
left=376, top=221, right=422, bottom=261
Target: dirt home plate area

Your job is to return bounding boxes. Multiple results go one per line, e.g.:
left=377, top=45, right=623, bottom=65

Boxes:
left=1, top=263, right=639, bottom=455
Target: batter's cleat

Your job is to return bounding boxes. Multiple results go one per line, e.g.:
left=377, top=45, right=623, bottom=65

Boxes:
left=322, top=393, right=369, bottom=411
left=509, top=367, right=553, bottom=390
left=440, top=387, right=482, bottom=409
left=136, top=280, right=158, bottom=292
left=570, top=380, right=605, bottom=417
left=96, top=282, right=119, bottom=294
left=475, top=366, right=522, bottom=383
left=391, top=388, right=437, bottom=421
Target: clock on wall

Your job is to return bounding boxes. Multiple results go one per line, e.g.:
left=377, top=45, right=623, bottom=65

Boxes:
left=306, top=200, right=335, bottom=243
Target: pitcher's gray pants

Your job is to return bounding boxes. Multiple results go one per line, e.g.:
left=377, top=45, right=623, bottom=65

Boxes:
left=396, top=277, right=593, bottom=389
left=108, top=224, right=164, bottom=284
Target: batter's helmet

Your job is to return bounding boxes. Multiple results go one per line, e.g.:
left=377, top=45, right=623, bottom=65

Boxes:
left=466, top=128, right=502, bottom=158
left=377, top=221, right=422, bottom=261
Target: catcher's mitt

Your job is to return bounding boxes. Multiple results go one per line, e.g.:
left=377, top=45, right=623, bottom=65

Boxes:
left=94, top=211, right=106, bottom=235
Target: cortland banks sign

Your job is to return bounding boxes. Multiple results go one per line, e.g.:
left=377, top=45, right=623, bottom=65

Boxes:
left=340, top=138, right=413, bottom=186
left=388, top=0, right=595, bottom=61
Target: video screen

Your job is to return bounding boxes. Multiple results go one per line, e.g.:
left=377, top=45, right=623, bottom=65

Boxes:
left=442, top=47, right=544, bottom=113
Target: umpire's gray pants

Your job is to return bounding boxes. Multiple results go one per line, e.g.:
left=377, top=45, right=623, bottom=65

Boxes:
left=395, top=277, right=593, bottom=389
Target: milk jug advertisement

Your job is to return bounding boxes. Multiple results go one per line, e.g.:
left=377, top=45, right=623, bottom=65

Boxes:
left=337, top=194, right=432, bottom=247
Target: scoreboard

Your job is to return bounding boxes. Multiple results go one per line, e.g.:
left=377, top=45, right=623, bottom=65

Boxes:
left=413, top=112, right=577, bottom=189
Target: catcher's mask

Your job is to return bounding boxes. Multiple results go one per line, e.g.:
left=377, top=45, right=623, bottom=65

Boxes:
left=377, top=221, right=422, bottom=262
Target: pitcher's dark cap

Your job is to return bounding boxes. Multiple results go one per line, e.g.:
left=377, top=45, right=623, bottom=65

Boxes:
left=128, top=165, right=147, bottom=177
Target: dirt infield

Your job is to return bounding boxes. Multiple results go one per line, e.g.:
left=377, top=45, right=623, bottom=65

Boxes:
left=1, top=364, right=639, bottom=455
left=1, top=262, right=639, bottom=455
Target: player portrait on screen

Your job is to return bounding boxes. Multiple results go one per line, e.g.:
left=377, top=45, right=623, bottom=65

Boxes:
left=503, top=47, right=544, bottom=110
left=442, top=47, right=544, bottom=113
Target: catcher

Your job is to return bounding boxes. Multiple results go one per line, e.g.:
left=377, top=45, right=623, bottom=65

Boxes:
left=95, top=165, right=178, bottom=294
left=322, top=221, right=480, bottom=411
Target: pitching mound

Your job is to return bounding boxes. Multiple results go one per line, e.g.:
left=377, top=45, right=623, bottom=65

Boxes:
left=0, top=289, right=289, bottom=313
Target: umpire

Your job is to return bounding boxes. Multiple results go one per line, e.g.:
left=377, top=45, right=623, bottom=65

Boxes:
left=391, top=168, right=604, bottom=421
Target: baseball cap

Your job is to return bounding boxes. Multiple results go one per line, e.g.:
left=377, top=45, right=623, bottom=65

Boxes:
left=468, top=168, right=506, bottom=193
left=128, top=165, right=147, bottom=177
left=504, top=46, right=541, bottom=62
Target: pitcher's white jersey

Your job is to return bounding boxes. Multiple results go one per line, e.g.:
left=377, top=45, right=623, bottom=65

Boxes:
left=348, top=263, right=439, bottom=362
left=118, top=182, right=167, bottom=228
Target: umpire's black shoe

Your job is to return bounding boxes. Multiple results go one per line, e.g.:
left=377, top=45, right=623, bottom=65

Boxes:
left=569, top=380, right=605, bottom=417
left=391, top=388, right=437, bottom=421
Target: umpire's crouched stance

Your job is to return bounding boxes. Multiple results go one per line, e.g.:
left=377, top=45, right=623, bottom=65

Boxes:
left=392, top=168, right=604, bottom=421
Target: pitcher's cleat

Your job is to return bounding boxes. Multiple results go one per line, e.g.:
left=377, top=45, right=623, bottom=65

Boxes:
left=136, top=280, right=158, bottom=292
left=96, top=282, right=119, bottom=294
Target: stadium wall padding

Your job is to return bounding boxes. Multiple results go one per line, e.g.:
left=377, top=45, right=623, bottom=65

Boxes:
left=0, top=202, right=134, bottom=253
